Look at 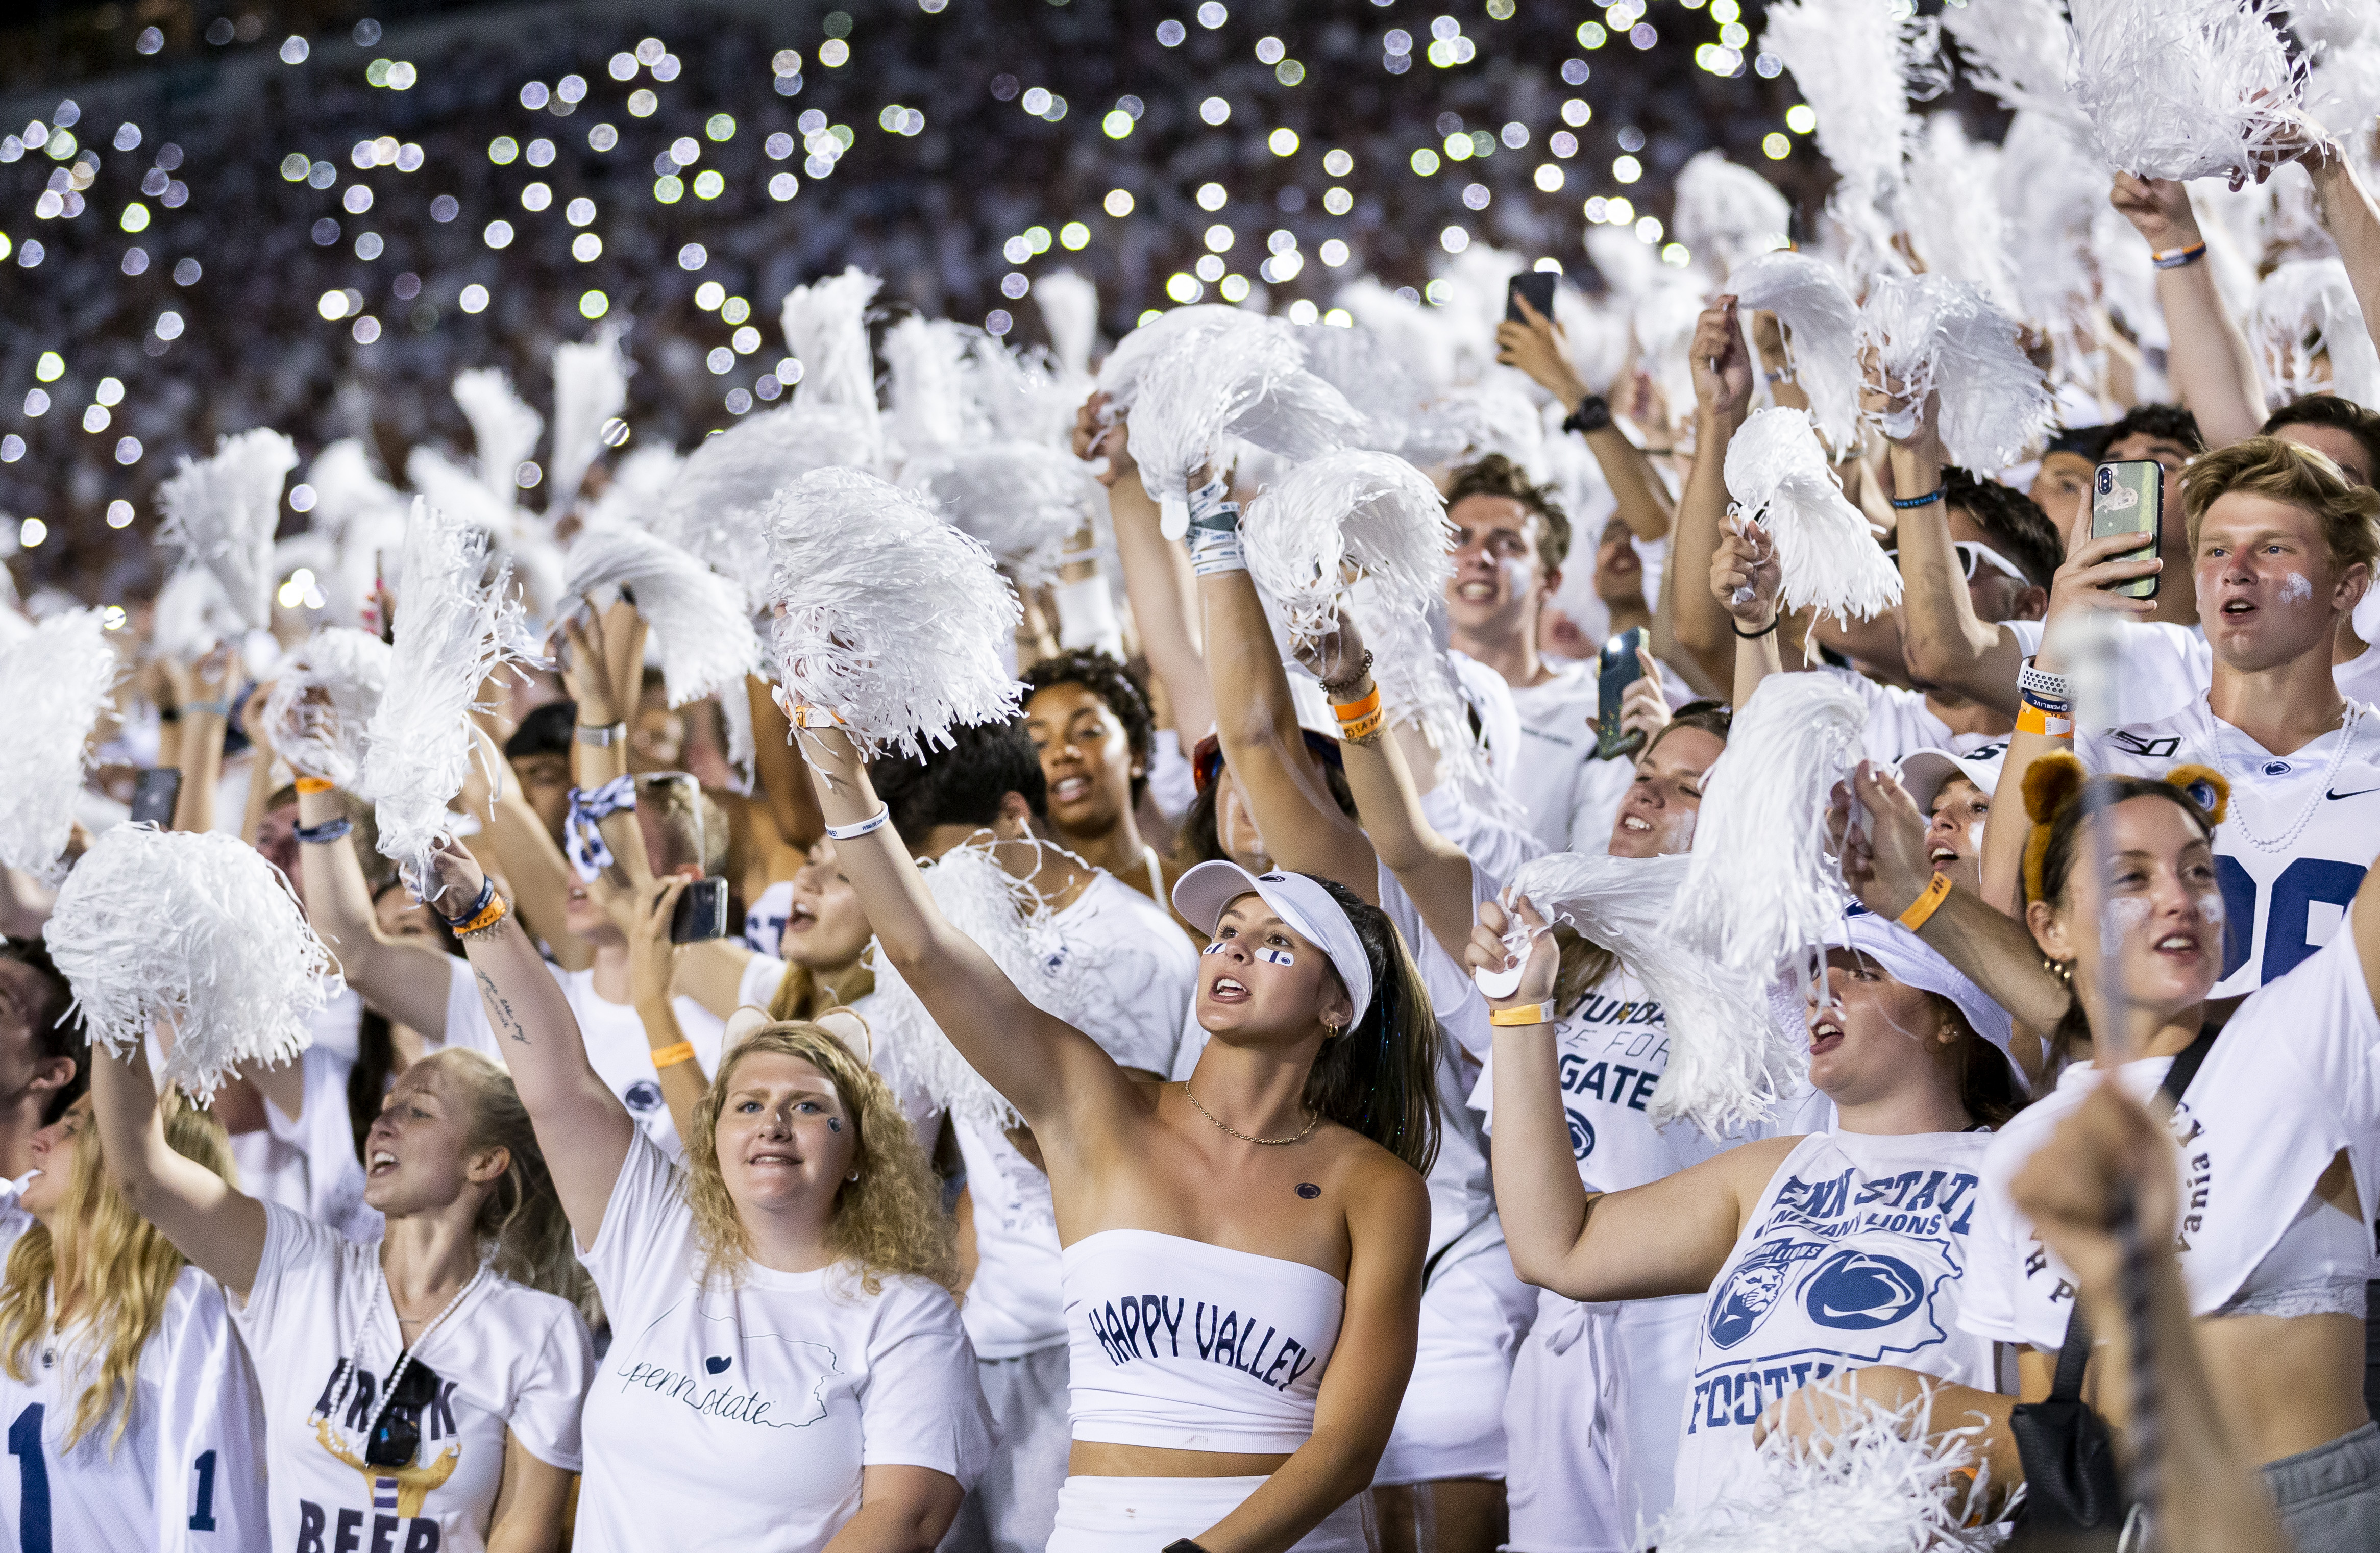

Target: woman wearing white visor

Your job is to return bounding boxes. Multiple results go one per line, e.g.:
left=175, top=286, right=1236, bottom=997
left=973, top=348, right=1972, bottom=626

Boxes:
left=1895, top=745, right=2008, bottom=900
left=1474, top=903, right=2027, bottom=1517
left=800, top=718, right=1441, bottom=1553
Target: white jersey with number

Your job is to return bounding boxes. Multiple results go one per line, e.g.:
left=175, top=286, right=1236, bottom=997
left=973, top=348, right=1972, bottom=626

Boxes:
left=1671, top=1129, right=1996, bottom=1515
left=2078, top=698, right=2380, bottom=997
left=0, top=1252, right=268, bottom=1553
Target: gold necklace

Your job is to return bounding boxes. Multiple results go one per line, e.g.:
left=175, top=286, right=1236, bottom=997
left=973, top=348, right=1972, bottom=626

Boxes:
left=1183, top=1085, right=1321, bottom=1145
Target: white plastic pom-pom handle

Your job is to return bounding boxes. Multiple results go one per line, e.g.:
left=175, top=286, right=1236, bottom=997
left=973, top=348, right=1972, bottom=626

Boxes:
left=1160, top=491, right=1191, bottom=540
left=1470, top=890, right=1540, bottom=999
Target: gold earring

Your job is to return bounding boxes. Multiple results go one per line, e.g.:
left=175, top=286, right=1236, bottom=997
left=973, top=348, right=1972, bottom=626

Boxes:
left=2042, top=954, right=2073, bottom=987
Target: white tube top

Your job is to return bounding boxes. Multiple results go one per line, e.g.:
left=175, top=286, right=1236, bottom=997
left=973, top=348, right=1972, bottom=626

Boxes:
left=1062, top=1229, right=1346, bottom=1454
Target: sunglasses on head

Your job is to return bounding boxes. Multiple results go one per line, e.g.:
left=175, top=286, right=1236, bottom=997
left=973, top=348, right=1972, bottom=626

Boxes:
left=364, top=1360, right=443, bottom=1470
left=1880, top=539, right=2030, bottom=587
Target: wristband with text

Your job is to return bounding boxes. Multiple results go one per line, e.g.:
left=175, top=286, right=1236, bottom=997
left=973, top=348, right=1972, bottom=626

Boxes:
left=440, top=875, right=497, bottom=928
left=1489, top=1000, right=1558, bottom=1027
left=824, top=804, right=892, bottom=841
left=1887, top=487, right=1946, bottom=511
left=1897, top=871, right=1954, bottom=932
left=2016, top=702, right=2074, bottom=739
left=2150, top=242, right=2206, bottom=270
left=293, top=817, right=353, bottom=846
left=453, top=893, right=512, bottom=941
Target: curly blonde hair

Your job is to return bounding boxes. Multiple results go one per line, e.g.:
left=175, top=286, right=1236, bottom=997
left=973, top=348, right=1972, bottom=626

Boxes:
left=0, top=1091, right=232, bottom=1452
left=683, top=1021, right=955, bottom=1294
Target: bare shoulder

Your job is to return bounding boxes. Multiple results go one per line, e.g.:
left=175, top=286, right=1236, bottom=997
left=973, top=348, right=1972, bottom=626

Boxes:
left=1709, top=1133, right=1803, bottom=1205
left=1319, top=1125, right=1432, bottom=1245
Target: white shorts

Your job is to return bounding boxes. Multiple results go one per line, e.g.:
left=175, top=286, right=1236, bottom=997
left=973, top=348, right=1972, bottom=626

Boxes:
left=1502, top=1290, right=1702, bottom=1553
left=1372, top=1244, right=1535, bottom=1486
left=1046, top=1474, right=1372, bottom=1552
left=939, top=1344, right=1072, bottom=1553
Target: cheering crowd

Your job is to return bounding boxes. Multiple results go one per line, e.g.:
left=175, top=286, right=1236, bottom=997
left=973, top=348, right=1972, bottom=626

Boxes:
left=8, top=2, right=2380, bottom=1551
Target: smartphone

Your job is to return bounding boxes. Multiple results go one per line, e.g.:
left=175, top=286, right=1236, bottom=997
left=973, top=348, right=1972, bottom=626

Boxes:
left=129, top=767, right=182, bottom=827
left=1506, top=272, right=1557, bottom=325
left=1593, top=627, right=1650, bottom=761
left=669, top=877, right=731, bottom=944
left=2090, top=459, right=2163, bottom=600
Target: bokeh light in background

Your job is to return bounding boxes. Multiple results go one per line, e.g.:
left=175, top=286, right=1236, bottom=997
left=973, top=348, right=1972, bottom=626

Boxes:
left=0, top=0, right=1939, bottom=601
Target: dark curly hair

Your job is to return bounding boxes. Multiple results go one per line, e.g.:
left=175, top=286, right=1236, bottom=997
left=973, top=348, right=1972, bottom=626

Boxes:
left=1444, top=453, right=1571, bottom=575
left=0, top=940, right=86, bottom=1126
left=1020, top=649, right=1156, bottom=804
left=1942, top=469, right=2062, bottom=591
left=2104, top=402, right=2204, bottom=457
left=870, top=720, right=1049, bottom=840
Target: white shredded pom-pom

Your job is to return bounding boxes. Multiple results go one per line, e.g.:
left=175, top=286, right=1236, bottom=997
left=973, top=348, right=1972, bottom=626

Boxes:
left=1672, top=152, right=1795, bottom=278
left=1728, top=252, right=1864, bottom=454
left=1856, top=274, right=2055, bottom=472
left=1669, top=672, right=1867, bottom=981
left=1900, top=115, right=2019, bottom=315
left=1034, top=269, right=1101, bottom=379
left=263, top=627, right=392, bottom=792
left=659, top=404, right=883, bottom=602
left=2070, top=0, right=2308, bottom=184
left=547, top=327, right=627, bottom=515
left=0, top=610, right=120, bottom=882
left=45, top=825, right=337, bottom=1103
left=1726, top=409, right=1902, bottom=624
left=884, top=315, right=978, bottom=459
left=1095, top=304, right=1263, bottom=413
left=452, top=367, right=544, bottom=502
left=1240, top=450, right=1453, bottom=647
left=361, top=499, right=538, bottom=889
left=1942, top=0, right=2084, bottom=129
left=1128, top=326, right=1367, bottom=531
left=1509, top=851, right=1796, bottom=1137
left=1647, top=1393, right=2008, bottom=1553
left=762, top=467, right=1022, bottom=759
left=560, top=526, right=762, bottom=707
left=582, top=444, right=685, bottom=534
left=149, top=568, right=248, bottom=662
left=405, top=445, right=522, bottom=539
left=2256, top=257, right=2380, bottom=408
left=779, top=266, right=883, bottom=422
left=1761, top=0, right=1940, bottom=266
left=903, top=442, right=1103, bottom=589
left=156, top=428, right=299, bottom=631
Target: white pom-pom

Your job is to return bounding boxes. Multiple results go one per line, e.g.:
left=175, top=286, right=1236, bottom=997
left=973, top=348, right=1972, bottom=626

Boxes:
left=884, top=315, right=976, bottom=458
left=1034, top=269, right=1101, bottom=378
left=1240, top=450, right=1452, bottom=647
left=1633, top=284, right=1709, bottom=433
left=1093, top=303, right=1253, bottom=413
left=361, top=499, right=538, bottom=888
left=1729, top=252, right=1864, bottom=454
left=1672, top=152, right=1795, bottom=278
left=1942, top=0, right=2084, bottom=128
left=45, top=826, right=337, bottom=1103
left=582, top=444, right=685, bottom=534
left=903, top=442, right=1102, bottom=589
left=1669, top=671, right=1867, bottom=980
left=149, top=568, right=247, bottom=661
left=1900, top=115, right=2019, bottom=315
left=1127, top=326, right=1367, bottom=531
left=762, top=468, right=1022, bottom=759
left=547, top=327, right=627, bottom=515
left=560, top=527, right=762, bottom=707
left=2070, top=0, right=2307, bottom=184
left=0, top=610, right=120, bottom=882
left=1856, top=274, right=2055, bottom=471
left=404, top=445, right=521, bottom=539
left=2256, top=257, right=2380, bottom=408
left=452, top=368, right=544, bottom=502
left=156, top=428, right=298, bottom=631
left=1726, top=408, right=1902, bottom=624
left=659, top=404, right=882, bottom=601
left=1298, top=322, right=1440, bottom=461
left=304, top=438, right=408, bottom=538
left=1508, top=852, right=1796, bottom=1137
left=779, top=266, right=882, bottom=422
left=1761, top=0, right=1940, bottom=262
left=1647, top=1393, right=2007, bottom=1553
left=262, top=627, right=391, bottom=791
left=1403, top=380, right=1546, bottom=472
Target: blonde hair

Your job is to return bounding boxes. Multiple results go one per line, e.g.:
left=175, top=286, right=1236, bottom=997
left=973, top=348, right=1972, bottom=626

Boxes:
left=0, top=1092, right=233, bottom=1452
left=766, top=960, right=876, bottom=1025
left=410, top=1049, right=597, bottom=1321
left=2181, top=434, right=2380, bottom=575
left=683, top=1022, right=956, bottom=1294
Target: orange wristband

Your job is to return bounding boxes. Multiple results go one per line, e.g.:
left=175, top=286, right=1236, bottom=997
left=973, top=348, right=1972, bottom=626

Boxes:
left=452, top=893, right=511, bottom=939
left=294, top=776, right=335, bottom=794
left=2015, top=703, right=2072, bottom=739
left=1896, top=871, right=1953, bottom=932
left=790, top=704, right=845, bottom=729
left=1330, top=684, right=1383, bottom=724
left=1489, top=1001, right=1556, bottom=1026
left=648, top=1041, right=698, bottom=1069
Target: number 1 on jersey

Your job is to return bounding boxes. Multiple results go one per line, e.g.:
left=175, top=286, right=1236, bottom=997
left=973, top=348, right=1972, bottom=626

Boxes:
left=7, top=1403, right=47, bottom=1553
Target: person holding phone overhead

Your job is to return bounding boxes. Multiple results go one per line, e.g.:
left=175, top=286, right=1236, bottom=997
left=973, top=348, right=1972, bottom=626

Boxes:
left=1981, top=437, right=2380, bottom=999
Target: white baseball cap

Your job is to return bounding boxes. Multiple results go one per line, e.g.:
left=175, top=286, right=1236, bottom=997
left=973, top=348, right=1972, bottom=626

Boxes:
left=1896, top=742, right=2009, bottom=811
left=1171, top=860, right=1374, bottom=1027
left=1826, top=908, right=2025, bottom=1093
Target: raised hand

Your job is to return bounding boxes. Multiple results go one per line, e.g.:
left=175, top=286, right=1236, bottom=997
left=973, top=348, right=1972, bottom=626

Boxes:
left=1494, top=293, right=1592, bottom=413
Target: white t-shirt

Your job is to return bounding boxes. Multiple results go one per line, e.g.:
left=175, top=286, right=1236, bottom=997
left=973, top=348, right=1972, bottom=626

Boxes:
left=1505, top=666, right=1605, bottom=855
left=575, top=1131, right=992, bottom=1553
left=230, top=1204, right=593, bottom=1553
left=441, top=960, right=727, bottom=1161
left=2005, top=619, right=2211, bottom=727
left=1671, top=1128, right=1996, bottom=1515
left=1821, top=668, right=2004, bottom=770
left=2077, top=697, right=2380, bottom=996
left=957, top=873, right=1193, bottom=1357
left=2336, top=642, right=2380, bottom=707
left=0, top=1228, right=268, bottom=1552
left=1962, top=925, right=2380, bottom=1351
left=1418, top=783, right=1545, bottom=891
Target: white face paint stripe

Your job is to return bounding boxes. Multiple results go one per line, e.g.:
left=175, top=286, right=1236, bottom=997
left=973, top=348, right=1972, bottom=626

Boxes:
left=2279, top=572, right=2314, bottom=604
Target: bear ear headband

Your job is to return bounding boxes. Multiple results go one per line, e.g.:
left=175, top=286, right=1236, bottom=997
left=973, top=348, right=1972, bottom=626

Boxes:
left=2019, top=750, right=2230, bottom=902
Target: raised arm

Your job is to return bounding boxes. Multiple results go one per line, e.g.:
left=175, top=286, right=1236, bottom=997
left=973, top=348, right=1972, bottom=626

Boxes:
left=1464, top=895, right=1781, bottom=1299
left=164, top=644, right=237, bottom=834
left=1078, top=394, right=1216, bottom=743
left=421, top=842, right=632, bottom=1246
left=1669, top=301, right=1756, bottom=681
left=616, top=876, right=707, bottom=1148
left=1880, top=379, right=2023, bottom=715
left=90, top=1036, right=268, bottom=1299
left=1497, top=295, right=1674, bottom=540
left=751, top=674, right=827, bottom=853
left=2307, top=143, right=2380, bottom=386
left=1710, top=514, right=1784, bottom=709
left=798, top=724, right=1140, bottom=1140
left=2109, top=175, right=2266, bottom=447
left=472, top=756, right=593, bottom=973
left=297, top=783, right=457, bottom=1036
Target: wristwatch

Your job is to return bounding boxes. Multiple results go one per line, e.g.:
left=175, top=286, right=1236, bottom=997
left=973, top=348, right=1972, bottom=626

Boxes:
left=1561, top=396, right=1613, bottom=436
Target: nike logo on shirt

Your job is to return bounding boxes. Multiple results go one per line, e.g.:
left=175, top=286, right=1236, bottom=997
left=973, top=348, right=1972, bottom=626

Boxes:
left=2328, top=787, right=2380, bottom=801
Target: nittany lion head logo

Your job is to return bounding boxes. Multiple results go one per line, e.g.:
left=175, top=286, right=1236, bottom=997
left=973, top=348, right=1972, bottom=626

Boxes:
left=1803, top=1249, right=1925, bottom=1331
left=1565, top=1108, right=1596, bottom=1161
left=623, top=1079, right=664, bottom=1114
left=1707, top=1239, right=1822, bottom=1349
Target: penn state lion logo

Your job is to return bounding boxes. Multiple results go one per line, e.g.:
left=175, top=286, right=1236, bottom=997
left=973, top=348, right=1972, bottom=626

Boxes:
left=1565, top=1107, right=1595, bottom=1161
left=1803, top=1249, right=1925, bottom=1331
left=1707, top=1240, right=1823, bottom=1349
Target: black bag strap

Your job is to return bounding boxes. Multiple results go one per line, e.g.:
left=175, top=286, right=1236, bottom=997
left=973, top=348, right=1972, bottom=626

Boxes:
left=2041, top=1024, right=2222, bottom=1399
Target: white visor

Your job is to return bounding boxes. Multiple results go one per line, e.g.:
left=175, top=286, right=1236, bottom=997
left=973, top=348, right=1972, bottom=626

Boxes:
left=1896, top=743, right=2009, bottom=812
left=1171, top=860, right=1374, bottom=1028
left=1827, top=908, right=2025, bottom=1093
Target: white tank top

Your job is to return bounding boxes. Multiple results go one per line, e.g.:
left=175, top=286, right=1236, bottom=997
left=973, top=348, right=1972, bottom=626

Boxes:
left=1062, top=1230, right=1345, bottom=1454
left=1671, top=1128, right=1997, bottom=1515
